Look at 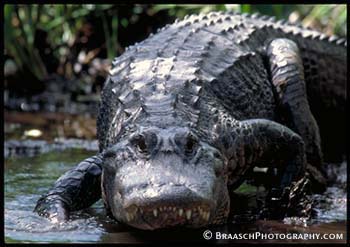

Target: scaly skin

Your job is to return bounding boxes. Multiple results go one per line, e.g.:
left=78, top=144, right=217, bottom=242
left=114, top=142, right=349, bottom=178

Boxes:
left=35, top=11, right=346, bottom=230
left=34, top=156, right=102, bottom=221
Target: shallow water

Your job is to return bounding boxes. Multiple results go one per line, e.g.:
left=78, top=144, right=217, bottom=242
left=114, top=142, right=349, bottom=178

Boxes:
left=4, top=144, right=347, bottom=243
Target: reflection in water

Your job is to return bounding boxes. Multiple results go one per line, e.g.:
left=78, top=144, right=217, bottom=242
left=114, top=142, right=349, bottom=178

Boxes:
left=4, top=146, right=347, bottom=243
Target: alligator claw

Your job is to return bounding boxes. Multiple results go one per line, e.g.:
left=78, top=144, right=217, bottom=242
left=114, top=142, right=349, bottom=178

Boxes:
left=34, top=195, right=69, bottom=222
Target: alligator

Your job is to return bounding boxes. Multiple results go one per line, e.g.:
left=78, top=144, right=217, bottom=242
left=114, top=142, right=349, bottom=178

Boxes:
left=34, top=11, right=346, bottom=230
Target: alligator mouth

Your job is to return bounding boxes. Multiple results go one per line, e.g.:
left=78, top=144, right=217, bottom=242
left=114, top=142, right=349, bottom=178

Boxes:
left=123, top=203, right=212, bottom=229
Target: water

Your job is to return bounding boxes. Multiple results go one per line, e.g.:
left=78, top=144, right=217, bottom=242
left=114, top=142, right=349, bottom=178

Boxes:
left=4, top=149, right=106, bottom=243
left=4, top=144, right=347, bottom=243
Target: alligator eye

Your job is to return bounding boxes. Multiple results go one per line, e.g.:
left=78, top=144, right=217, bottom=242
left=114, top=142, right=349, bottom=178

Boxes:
left=136, top=136, right=147, bottom=153
left=185, top=134, right=198, bottom=154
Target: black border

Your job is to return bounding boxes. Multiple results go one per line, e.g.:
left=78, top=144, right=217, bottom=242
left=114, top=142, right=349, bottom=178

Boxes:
left=1, top=1, right=348, bottom=246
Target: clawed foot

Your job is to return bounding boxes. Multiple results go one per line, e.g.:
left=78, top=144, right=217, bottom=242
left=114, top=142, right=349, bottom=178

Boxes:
left=34, top=195, right=69, bottom=223
left=286, top=176, right=313, bottom=219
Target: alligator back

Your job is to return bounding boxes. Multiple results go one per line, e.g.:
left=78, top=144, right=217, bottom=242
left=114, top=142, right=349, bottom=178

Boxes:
left=97, top=11, right=346, bottom=160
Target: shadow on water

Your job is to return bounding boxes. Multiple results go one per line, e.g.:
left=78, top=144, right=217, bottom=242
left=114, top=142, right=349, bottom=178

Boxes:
left=4, top=143, right=347, bottom=243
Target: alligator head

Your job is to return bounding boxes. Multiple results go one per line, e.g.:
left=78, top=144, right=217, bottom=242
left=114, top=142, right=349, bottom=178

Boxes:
left=101, top=125, right=230, bottom=230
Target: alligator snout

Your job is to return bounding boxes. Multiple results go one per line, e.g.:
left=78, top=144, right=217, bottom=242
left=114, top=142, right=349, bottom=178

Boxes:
left=120, top=185, right=214, bottom=230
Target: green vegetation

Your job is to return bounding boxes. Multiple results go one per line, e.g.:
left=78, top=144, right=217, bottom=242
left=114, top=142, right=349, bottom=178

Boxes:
left=4, top=5, right=117, bottom=80
left=152, top=4, right=346, bottom=35
left=4, top=4, right=346, bottom=82
left=235, top=182, right=257, bottom=194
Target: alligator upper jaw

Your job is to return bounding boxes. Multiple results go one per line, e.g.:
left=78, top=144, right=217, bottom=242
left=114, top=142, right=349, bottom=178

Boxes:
left=121, top=202, right=213, bottom=230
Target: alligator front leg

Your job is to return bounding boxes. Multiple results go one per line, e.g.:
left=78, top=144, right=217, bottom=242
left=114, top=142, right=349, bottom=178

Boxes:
left=266, top=38, right=326, bottom=192
left=217, top=119, right=308, bottom=218
left=34, top=155, right=102, bottom=222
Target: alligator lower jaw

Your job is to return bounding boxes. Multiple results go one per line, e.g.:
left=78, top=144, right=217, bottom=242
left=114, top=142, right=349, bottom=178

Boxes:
left=123, top=203, right=212, bottom=229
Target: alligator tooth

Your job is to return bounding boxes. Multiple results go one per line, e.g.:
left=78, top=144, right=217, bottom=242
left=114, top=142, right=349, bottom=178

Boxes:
left=186, top=210, right=192, bottom=220
left=179, top=208, right=183, bottom=217
left=126, top=213, right=130, bottom=221
left=205, top=212, right=210, bottom=221
left=168, top=206, right=172, bottom=211
left=204, top=211, right=208, bottom=220
left=200, top=211, right=205, bottom=219
left=173, top=207, right=176, bottom=212
left=140, top=208, right=143, bottom=214
left=153, top=209, right=158, bottom=217
left=159, top=207, right=163, bottom=212
left=202, top=212, right=206, bottom=221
